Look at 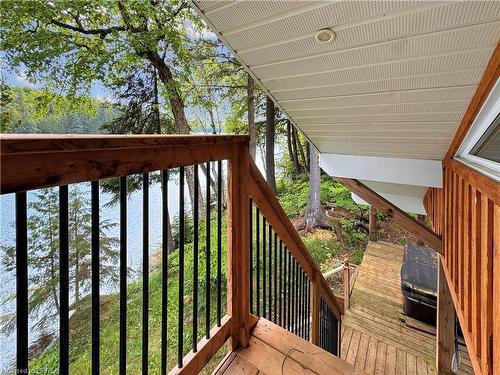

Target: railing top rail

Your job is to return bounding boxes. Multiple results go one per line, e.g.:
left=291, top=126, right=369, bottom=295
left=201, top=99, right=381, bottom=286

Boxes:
left=0, top=134, right=249, bottom=154
left=1, top=134, right=249, bottom=194
left=247, top=161, right=343, bottom=319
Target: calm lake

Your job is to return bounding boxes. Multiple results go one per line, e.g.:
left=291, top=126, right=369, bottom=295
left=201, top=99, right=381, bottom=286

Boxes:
left=0, top=175, right=188, bottom=372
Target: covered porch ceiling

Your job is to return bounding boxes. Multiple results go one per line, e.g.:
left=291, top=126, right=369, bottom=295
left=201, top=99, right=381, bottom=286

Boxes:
left=192, top=0, right=500, bottom=213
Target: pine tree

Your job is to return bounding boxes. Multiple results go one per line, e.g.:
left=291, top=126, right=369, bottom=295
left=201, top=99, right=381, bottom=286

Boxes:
left=0, top=186, right=120, bottom=336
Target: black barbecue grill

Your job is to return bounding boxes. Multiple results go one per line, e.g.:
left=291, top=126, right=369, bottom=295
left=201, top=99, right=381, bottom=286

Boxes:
left=401, top=245, right=438, bottom=326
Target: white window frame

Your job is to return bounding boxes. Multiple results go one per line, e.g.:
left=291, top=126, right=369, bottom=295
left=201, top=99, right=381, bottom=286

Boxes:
left=455, top=78, right=500, bottom=182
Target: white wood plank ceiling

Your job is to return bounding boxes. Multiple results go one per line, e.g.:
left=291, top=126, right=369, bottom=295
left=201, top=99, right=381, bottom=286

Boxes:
left=192, top=0, right=500, bottom=161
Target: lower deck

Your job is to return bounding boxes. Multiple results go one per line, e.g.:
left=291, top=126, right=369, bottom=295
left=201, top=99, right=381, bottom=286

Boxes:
left=341, top=241, right=473, bottom=375
left=215, top=318, right=363, bottom=375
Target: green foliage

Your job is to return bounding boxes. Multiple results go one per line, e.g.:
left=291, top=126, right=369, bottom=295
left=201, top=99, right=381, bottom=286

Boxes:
left=301, top=235, right=341, bottom=267
left=1, top=0, right=196, bottom=96
left=276, top=175, right=310, bottom=218
left=277, top=174, right=364, bottom=218
left=28, top=214, right=228, bottom=374
left=0, top=86, right=116, bottom=134
left=320, top=177, right=365, bottom=213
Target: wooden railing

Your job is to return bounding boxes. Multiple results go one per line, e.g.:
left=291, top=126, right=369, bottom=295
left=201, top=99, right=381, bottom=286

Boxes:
left=247, top=162, right=343, bottom=351
left=0, top=134, right=343, bottom=373
left=424, top=158, right=499, bottom=375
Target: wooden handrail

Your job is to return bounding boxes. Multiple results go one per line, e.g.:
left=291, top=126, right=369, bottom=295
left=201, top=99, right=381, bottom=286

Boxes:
left=2, top=133, right=343, bottom=370
left=0, top=134, right=249, bottom=194
left=247, top=161, right=343, bottom=320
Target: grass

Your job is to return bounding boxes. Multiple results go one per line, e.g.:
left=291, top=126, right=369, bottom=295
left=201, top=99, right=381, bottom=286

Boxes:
left=30, top=217, right=228, bottom=374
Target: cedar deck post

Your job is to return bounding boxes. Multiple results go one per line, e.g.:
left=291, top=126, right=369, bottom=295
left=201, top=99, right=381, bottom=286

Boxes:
left=369, top=206, right=377, bottom=242
left=227, top=141, right=250, bottom=350
left=343, top=259, right=350, bottom=311
left=437, top=257, right=455, bottom=375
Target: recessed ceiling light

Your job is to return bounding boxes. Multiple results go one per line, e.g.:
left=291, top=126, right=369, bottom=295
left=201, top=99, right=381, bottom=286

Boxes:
left=315, top=28, right=335, bottom=44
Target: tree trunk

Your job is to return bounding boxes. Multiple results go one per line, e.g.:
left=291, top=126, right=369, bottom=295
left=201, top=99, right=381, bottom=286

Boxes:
left=146, top=50, right=199, bottom=211
left=265, top=96, right=276, bottom=192
left=247, top=75, right=256, bottom=160
left=305, top=140, right=311, bottom=173
left=290, top=121, right=301, bottom=175
left=153, top=68, right=161, bottom=134
left=300, top=145, right=332, bottom=232
left=295, top=128, right=308, bottom=174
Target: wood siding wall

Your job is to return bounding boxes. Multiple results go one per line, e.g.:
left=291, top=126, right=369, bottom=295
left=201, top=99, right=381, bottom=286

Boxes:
left=423, top=159, right=499, bottom=375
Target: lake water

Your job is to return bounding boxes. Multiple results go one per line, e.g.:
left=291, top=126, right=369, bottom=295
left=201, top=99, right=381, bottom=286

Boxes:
left=0, top=175, right=189, bottom=372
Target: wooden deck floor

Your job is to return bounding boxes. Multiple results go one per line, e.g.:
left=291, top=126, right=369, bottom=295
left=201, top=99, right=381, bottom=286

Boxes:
left=214, top=318, right=364, bottom=375
left=341, top=241, right=474, bottom=375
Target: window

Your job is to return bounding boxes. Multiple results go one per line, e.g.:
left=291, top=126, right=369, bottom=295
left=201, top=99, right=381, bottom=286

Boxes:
left=470, top=113, right=500, bottom=163
left=456, top=79, right=500, bottom=181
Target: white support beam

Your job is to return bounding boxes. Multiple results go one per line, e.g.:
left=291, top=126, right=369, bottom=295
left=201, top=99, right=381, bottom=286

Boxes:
left=320, top=153, right=442, bottom=188
left=352, top=192, right=426, bottom=215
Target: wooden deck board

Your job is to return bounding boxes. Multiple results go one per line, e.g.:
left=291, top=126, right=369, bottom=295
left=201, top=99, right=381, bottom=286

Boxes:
left=217, top=318, right=365, bottom=375
left=342, top=241, right=474, bottom=375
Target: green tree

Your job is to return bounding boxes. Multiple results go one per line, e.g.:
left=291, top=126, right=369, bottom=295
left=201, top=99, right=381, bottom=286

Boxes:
left=1, top=0, right=204, bottom=205
left=0, top=186, right=120, bottom=335
left=0, top=85, right=116, bottom=134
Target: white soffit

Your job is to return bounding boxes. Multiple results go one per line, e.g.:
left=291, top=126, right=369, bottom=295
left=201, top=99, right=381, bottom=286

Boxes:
left=191, top=0, right=500, bottom=161
left=353, top=180, right=428, bottom=214
left=320, top=154, right=442, bottom=187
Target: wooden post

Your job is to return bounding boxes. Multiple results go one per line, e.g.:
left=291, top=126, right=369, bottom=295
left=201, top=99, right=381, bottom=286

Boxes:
left=417, top=214, right=426, bottom=246
left=227, top=141, right=250, bottom=350
left=437, top=256, right=455, bottom=375
left=311, top=280, right=320, bottom=345
left=369, top=206, right=377, bottom=242
left=343, top=259, right=350, bottom=311
left=493, top=205, right=500, bottom=375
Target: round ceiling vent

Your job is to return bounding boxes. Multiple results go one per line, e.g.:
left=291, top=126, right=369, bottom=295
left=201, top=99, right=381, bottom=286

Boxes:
left=315, top=28, right=336, bottom=44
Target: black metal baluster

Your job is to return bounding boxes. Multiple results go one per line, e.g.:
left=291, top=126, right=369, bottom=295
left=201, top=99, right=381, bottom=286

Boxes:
left=91, top=181, right=100, bottom=375
left=328, top=308, right=331, bottom=353
left=273, top=233, right=277, bottom=323
left=298, top=266, right=304, bottom=337
left=283, top=245, right=287, bottom=328
left=331, top=308, right=335, bottom=354
left=193, top=166, right=199, bottom=352
left=59, top=186, right=69, bottom=375
left=300, top=271, right=304, bottom=339
left=294, top=261, right=299, bottom=335
left=161, top=171, right=168, bottom=375
left=337, top=318, right=341, bottom=356
left=217, top=160, right=222, bottom=327
left=319, top=299, right=323, bottom=349
left=256, top=208, right=260, bottom=316
left=143, top=173, right=149, bottom=374
left=300, top=270, right=306, bottom=339
left=278, top=239, right=282, bottom=327
left=205, top=162, right=211, bottom=339
left=268, top=224, right=272, bottom=320
left=178, top=168, right=185, bottom=367
left=287, top=251, right=291, bottom=331
left=249, top=200, right=253, bottom=314
left=290, top=257, right=295, bottom=333
left=304, top=273, right=308, bottom=339
left=16, top=192, right=28, bottom=373
left=307, top=278, right=311, bottom=341
left=120, top=177, right=127, bottom=375
left=262, top=217, right=266, bottom=319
